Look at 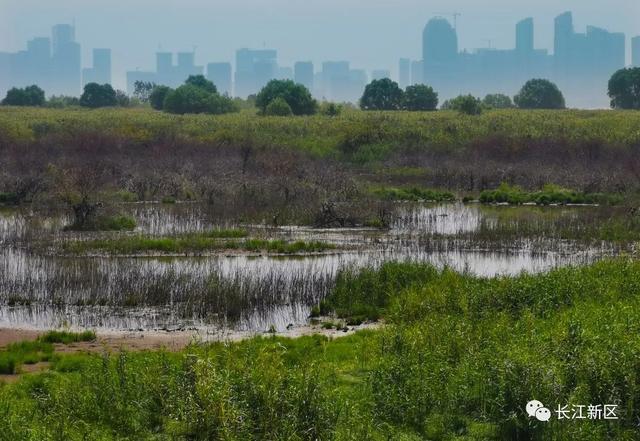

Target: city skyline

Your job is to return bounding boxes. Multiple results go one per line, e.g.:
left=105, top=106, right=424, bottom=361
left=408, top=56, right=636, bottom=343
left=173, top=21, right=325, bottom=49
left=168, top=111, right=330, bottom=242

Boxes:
left=2, top=0, right=638, bottom=89
left=1, top=10, right=638, bottom=107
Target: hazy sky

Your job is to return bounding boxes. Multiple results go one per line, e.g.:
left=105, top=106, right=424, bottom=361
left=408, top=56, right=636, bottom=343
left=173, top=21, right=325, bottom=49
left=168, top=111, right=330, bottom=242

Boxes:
left=2, top=0, right=639, bottom=89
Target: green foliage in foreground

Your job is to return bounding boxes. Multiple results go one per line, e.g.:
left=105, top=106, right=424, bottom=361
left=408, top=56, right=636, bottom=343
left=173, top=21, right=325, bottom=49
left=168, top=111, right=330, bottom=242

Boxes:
left=38, top=330, right=97, bottom=345
left=479, top=183, right=623, bottom=206
left=2, top=260, right=640, bottom=440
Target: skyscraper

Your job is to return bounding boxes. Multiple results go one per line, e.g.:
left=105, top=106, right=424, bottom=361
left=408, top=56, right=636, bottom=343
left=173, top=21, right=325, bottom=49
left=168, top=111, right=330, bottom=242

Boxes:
left=423, top=17, right=458, bottom=98
left=410, top=60, right=423, bottom=85
left=294, top=61, right=314, bottom=91
left=398, top=58, right=410, bottom=89
left=633, top=37, right=640, bottom=67
left=83, top=48, right=111, bottom=86
left=554, top=12, right=574, bottom=66
left=234, top=48, right=277, bottom=97
left=206, top=62, right=232, bottom=95
left=516, top=18, right=534, bottom=56
left=50, top=24, right=81, bottom=96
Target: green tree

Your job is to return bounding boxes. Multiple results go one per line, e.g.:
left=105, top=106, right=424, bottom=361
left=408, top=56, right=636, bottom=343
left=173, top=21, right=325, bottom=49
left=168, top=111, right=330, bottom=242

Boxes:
left=133, top=81, right=156, bottom=103
left=403, top=84, right=438, bottom=111
left=482, top=93, right=514, bottom=109
left=442, top=94, right=483, bottom=115
left=185, top=75, right=218, bottom=94
left=608, top=67, right=640, bottom=110
left=514, top=79, right=565, bottom=109
left=360, top=78, right=404, bottom=110
left=163, top=85, right=212, bottom=114
left=265, top=97, right=293, bottom=116
left=115, top=90, right=130, bottom=107
left=319, top=102, right=342, bottom=116
left=208, top=93, right=239, bottom=115
left=149, top=86, right=172, bottom=110
left=79, top=83, right=118, bottom=108
left=1, top=85, right=45, bottom=106
left=255, top=79, right=317, bottom=116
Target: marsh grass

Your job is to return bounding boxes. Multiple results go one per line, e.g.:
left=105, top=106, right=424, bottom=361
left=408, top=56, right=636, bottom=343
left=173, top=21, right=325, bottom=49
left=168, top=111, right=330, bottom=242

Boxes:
left=1, top=261, right=640, bottom=439
left=61, top=233, right=334, bottom=255
left=480, top=183, right=623, bottom=206
left=38, top=330, right=96, bottom=344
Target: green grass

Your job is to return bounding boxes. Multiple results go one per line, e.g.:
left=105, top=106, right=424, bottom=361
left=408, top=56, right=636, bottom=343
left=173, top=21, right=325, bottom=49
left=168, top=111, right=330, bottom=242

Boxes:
left=62, top=233, right=334, bottom=255
left=479, top=183, right=623, bottom=206
left=0, top=341, right=54, bottom=374
left=1, top=260, right=640, bottom=439
left=3, top=107, right=640, bottom=160
left=38, top=330, right=97, bottom=344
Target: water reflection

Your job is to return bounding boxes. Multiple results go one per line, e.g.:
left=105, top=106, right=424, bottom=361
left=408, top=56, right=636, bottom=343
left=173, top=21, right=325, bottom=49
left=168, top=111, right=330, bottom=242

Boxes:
left=0, top=203, right=628, bottom=332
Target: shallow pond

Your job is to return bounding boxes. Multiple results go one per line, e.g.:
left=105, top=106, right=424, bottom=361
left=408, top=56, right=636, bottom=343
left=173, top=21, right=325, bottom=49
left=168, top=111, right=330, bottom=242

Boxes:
left=0, top=202, right=630, bottom=332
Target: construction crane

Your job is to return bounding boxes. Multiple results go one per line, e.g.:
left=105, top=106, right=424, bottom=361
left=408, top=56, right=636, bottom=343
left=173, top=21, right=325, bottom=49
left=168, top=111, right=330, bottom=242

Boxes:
left=434, top=12, right=461, bottom=30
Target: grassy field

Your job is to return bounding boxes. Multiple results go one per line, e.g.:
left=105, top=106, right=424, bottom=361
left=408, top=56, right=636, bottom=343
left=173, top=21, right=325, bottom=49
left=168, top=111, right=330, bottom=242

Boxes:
left=1, top=259, right=640, bottom=440
left=2, top=106, right=640, bottom=159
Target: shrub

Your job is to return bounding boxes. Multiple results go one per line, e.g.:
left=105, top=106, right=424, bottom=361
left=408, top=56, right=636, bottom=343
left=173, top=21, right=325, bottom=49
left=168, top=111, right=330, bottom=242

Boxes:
left=514, top=78, right=565, bottom=109
left=482, top=93, right=514, bottom=109
left=256, top=79, right=317, bottom=115
left=608, top=67, right=640, bottom=110
left=149, top=85, right=172, bottom=110
left=1, top=85, right=45, bottom=106
left=442, top=94, right=483, bottom=115
left=265, top=97, right=293, bottom=116
left=80, top=83, right=118, bottom=108
left=403, top=84, right=438, bottom=111
left=163, top=84, right=213, bottom=114
left=319, top=102, right=342, bottom=116
left=360, top=78, right=404, bottom=110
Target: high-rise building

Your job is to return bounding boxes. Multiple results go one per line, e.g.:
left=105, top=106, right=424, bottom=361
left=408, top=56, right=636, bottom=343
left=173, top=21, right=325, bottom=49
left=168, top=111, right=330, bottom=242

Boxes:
left=633, top=36, right=640, bottom=67
left=554, top=12, right=574, bottom=66
left=423, top=17, right=458, bottom=98
left=398, top=58, right=410, bottom=88
left=50, top=24, right=81, bottom=96
left=83, top=48, right=111, bottom=86
left=206, top=62, right=232, bottom=95
left=410, top=60, right=423, bottom=85
left=234, top=48, right=277, bottom=97
left=294, top=61, right=314, bottom=91
left=516, top=18, right=534, bottom=56
left=156, top=52, right=173, bottom=74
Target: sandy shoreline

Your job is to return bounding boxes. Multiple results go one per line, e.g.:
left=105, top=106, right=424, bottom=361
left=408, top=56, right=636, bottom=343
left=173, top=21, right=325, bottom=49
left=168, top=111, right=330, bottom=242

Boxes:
left=0, top=321, right=380, bottom=353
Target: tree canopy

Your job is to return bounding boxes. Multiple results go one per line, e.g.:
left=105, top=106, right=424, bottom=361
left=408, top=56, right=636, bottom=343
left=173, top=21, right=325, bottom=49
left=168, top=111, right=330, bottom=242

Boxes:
left=149, top=86, right=172, bottom=110
left=442, top=95, right=483, bottom=115
left=403, top=84, right=438, bottom=111
left=162, top=78, right=238, bottom=115
left=360, top=78, right=404, bottom=111
left=80, top=83, right=118, bottom=108
left=483, top=93, right=514, bottom=109
left=608, top=68, right=640, bottom=110
left=1, top=85, right=45, bottom=106
left=185, top=75, right=218, bottom=94
left=514, top=79, right=565, bottom=109
left=256, top=80, right=317, bottom=116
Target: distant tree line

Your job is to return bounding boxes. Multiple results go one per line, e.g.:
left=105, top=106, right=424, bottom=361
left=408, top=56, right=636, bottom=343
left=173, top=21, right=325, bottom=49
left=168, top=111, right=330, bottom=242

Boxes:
left=2, top=67, right=640, bottom=112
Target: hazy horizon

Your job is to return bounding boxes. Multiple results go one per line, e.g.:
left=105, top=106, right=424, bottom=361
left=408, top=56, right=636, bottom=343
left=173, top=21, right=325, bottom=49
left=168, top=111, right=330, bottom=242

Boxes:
left=2, top=0, right=639, bottom=89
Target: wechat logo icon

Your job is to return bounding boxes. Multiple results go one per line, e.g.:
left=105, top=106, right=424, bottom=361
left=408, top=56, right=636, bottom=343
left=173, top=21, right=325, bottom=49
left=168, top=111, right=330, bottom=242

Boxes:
left=527, top=400, right=551, bottom=422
